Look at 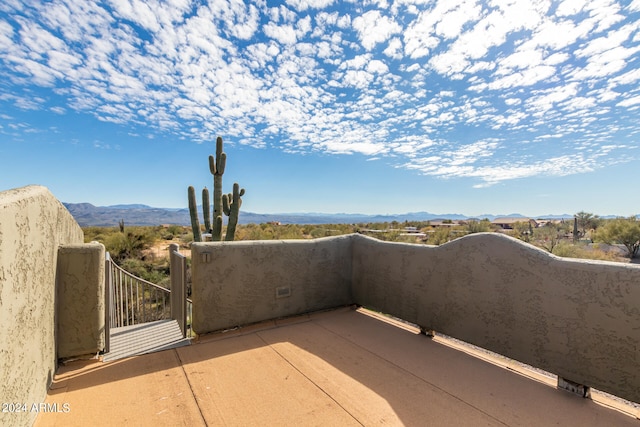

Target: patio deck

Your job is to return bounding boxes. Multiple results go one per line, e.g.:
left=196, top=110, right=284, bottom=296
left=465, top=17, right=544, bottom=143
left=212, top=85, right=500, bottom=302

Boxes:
left=36, top=307, right=638, bottom=426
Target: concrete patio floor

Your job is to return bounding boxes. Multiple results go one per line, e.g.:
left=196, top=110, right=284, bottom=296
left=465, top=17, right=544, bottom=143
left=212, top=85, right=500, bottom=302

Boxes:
left=36, top=307, right=638, bottom=426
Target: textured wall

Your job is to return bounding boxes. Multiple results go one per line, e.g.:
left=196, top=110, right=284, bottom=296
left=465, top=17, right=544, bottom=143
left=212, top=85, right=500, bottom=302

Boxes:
left=191, top=235, right=353, bottom=334
left=0, top=186, right=84, bottom=427
left=57, top=243, right=105, bottom=359
left=192, top=233, right=640, bottom=404
left=351, top=233, right=640, bottom=404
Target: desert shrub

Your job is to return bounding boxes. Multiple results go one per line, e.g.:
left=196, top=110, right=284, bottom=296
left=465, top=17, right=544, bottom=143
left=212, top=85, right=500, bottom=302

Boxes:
left=310, top=227, right=329, bottom=238
left=551, top=242, right=621, bottom=261
left=427, top=227, right=451, bottom=245
left=120, top=257, right=170, bottom=287
left=277, top=224, right=305, bottom=239
left=180, top=232, right=194, bottom=245
left=166, top=225, right=184, bottom=235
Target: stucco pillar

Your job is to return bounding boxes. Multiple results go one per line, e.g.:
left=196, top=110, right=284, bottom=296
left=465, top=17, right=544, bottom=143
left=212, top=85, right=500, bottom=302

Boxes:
left=56, top=242, right=106, bottom=359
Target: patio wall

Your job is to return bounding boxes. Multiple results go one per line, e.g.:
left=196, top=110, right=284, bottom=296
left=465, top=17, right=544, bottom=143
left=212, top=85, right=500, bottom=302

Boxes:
left=0, top=186, right=84, bottom=427
left=191, top=235, right=353, bottom=333
left=193, top=233, right=640, bottom=404
left=351, top=233, right=640, bottom=404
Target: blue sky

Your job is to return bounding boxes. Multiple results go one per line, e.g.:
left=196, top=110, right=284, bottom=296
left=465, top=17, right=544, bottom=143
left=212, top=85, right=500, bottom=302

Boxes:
left=1, top=0, right=639, bottom=217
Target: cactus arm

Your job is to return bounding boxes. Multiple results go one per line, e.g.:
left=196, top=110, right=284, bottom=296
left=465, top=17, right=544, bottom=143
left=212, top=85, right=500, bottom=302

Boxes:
left=202, top=187, right=211, bottom=233
left=222, top=193, right=230, bottom=216
left=224, top=183, right=244, bottom=241
left=188, top=186, right=202, bottom=242
left=208, top=155, right=216, bottom=174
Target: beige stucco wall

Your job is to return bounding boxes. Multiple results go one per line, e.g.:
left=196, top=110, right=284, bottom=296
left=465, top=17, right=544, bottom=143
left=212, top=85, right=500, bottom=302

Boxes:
left=192, top=233, right=640, bottom=404
left=351, top=232, right=640, bottom=404
left=0, top=185, right=83, bottom=427
left=56, top=243, right=105, bottom=359
left=191, top=235, right=353, bottom=334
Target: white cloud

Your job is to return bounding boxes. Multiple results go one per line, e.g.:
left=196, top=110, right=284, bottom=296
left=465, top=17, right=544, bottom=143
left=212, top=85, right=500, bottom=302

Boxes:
left=108, top=0, right=162, bottom=32
left=263, top=22, right=298, bottom=45
left=1, top=0, right=639, bottom=189
left=575, top=23, right=637, bottom=57
left=610, top=68, right=640, bottom=86
left=617, top=95, right=640, bottom=107
left=556, top=0, right=585, bottom=16
left=383, top=37, right=402, bottom=59
left=488, top=65, right=556, bottom=90
left=286, top=0, right=335, bottom=11
left=433, top=0, right=482, bottom=39
left=367, top=59, right=389, bottom=74
left=352, top=10, right=401, bottom=51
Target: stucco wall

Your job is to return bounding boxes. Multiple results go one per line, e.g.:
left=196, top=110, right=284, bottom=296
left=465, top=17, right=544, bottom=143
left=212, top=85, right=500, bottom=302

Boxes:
left=57, top=243, right=105, bottom=359
left=191, top=235, right=353, bottom=334
left=351, top=233, right=640, bottom=404
left=0, top=185, right=84, bottom=427
left=192, top=233, right=640, bottom=404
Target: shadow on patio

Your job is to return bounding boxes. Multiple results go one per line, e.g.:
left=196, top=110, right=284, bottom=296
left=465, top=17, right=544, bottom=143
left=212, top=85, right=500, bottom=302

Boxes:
left=36, top=307, right=638, bottom=427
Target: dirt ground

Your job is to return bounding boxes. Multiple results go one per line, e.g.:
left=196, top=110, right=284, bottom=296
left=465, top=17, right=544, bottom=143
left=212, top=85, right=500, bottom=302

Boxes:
left=144, top=241, right=190, bottom=260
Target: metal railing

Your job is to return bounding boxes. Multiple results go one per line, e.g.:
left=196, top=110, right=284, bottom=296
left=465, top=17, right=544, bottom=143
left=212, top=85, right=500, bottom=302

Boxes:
left=106, top=252, right=172, bottom=328
left=104, top=249, right=194, bottom=353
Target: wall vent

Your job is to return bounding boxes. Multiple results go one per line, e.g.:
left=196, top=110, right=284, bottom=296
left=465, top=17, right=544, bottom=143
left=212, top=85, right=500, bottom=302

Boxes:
left=276, top=286, right=291, bottom=299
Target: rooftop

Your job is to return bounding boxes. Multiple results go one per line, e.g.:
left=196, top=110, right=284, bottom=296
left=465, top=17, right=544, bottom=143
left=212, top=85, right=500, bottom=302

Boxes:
left=36, top=307, right=637, bottom=427
left=4, top=187, right=639, bottom=427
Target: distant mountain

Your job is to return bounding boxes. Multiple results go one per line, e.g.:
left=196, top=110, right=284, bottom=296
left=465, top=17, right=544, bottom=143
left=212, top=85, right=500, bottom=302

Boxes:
left=62, top=202, right=576, bottom=227
left=107, top=204, right=153, bottom=209
left=63, top=203, right=191, bottom=227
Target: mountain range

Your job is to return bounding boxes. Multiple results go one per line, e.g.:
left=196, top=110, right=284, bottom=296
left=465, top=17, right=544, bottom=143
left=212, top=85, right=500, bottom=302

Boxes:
left=62, top=202, right=574, bottom=227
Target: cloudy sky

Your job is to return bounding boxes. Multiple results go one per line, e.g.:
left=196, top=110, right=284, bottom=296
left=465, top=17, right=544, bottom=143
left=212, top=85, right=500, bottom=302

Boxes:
left=1, top=0, right=639, bottom=217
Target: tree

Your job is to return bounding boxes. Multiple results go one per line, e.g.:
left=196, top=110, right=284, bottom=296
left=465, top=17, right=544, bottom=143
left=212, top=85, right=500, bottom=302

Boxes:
left=511, top=221, right=534, bottom=242
left=575, top=211, right=601, bottom=236
left=464, top=219, right=492, bottom=234
left=533, top=223, right=562, bottom=253
left=596, top=217, right=640, bottom=258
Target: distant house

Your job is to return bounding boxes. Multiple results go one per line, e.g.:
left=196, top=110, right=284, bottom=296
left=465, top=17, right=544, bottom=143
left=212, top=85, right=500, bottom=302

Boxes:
left=425, top=220, right=463, bottom=228
left=536, top=219, right=566, bottom=227
left=491, top=217, right=538, bottom=230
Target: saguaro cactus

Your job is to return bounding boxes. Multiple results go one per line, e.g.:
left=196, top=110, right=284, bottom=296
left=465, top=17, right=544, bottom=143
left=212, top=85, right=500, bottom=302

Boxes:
left=187, top=136, right=245, bottom=242
left=223, top=182, right=245, bottom=241
left=202, top=187, right=211, bottom=233
left=188, top=186, right=202, bottom=242
left=209, top=136, right=226, bottom=241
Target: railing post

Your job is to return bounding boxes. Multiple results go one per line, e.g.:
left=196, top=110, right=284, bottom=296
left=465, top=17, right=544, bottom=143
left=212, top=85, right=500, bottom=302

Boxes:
left=104, top=252, right=112, bottom=354
left=169, top=244, right=187, bottom=338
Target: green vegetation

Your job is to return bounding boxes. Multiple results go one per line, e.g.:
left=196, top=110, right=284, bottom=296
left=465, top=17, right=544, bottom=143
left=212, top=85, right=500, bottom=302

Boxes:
left=223, top=183, right=245, bottom=241
left=84, top=225, right=192, bottom=287
left=464, top=219, right=493, bottom=234
left=532, top=223, right=562, bottom=253
left=86, top=211, right=637, bottom=285
left=187, top=186, right=202, bottom=242
left=575, top=211, right=602, bottom=236
left=595, top=216, right=640, bottom=258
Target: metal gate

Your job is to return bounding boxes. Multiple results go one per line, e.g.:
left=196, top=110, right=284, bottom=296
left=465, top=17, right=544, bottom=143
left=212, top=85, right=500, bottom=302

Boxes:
left=104, top=243, right=190, bottom=354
